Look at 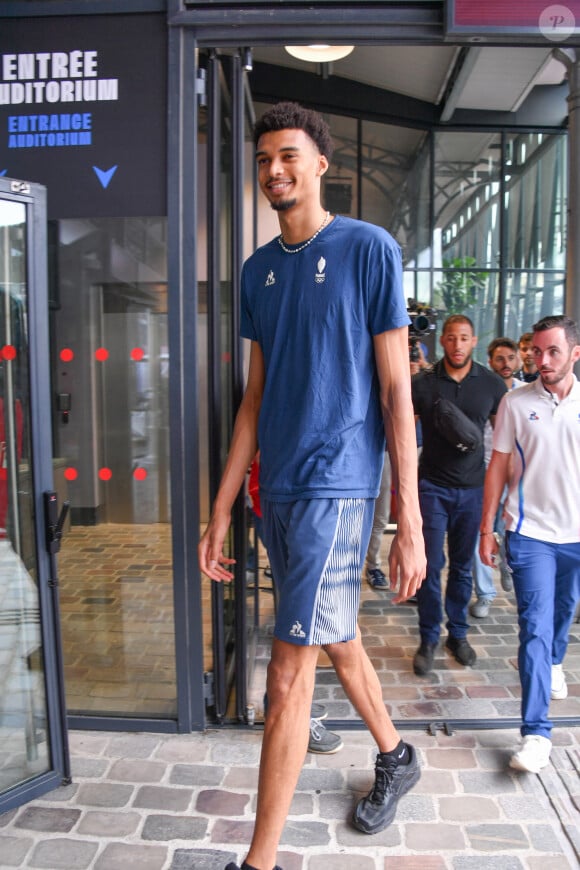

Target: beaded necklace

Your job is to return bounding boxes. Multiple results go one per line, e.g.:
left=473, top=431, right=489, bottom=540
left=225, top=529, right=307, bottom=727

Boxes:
left=277, top=211, right=330, bottom=254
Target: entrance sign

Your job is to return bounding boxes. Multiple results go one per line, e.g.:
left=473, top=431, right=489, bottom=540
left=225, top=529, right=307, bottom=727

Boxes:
left=0, top=14, right=166, bottom=218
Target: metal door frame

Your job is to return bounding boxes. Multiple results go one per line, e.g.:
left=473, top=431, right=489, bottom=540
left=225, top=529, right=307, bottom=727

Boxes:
left=0, top=177, right=69, bottom=813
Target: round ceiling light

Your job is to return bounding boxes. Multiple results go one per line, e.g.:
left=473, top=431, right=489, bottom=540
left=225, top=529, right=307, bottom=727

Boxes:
left=284, top=45, right=354, bottom=63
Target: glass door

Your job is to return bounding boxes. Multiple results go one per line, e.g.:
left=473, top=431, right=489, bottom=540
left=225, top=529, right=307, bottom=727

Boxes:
left=0, top=177, right=69, bottom=813
left=199, top=51, right=258, bottom=723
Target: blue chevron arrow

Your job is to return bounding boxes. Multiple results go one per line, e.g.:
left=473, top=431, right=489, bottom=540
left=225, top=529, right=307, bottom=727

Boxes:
left=93, top=165, right=118, bottom=189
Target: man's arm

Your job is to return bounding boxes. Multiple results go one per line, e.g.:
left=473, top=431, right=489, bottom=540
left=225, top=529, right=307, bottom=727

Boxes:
left=479, top=449, right=511, bottom=566
left=198, top=341, right=265, bottom=583
left=373, top=326, right=426, bottom=602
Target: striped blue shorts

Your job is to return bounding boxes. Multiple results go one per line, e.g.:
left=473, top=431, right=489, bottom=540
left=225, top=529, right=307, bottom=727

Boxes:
left=261, top=497, right=375, bottom=646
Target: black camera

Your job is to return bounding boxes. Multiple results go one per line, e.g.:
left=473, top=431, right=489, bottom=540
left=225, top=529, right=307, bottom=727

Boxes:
left=407, top=301, right=437, bottom=363
left=408, top=300, right=437, bottom=337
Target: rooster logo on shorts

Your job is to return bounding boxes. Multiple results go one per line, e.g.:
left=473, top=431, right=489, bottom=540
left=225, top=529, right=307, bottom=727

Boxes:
left=290, top=620, right=306, bottom=638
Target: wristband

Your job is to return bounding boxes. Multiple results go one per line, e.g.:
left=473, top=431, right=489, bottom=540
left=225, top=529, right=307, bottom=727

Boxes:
left=481, top=531, right=501, bottom=547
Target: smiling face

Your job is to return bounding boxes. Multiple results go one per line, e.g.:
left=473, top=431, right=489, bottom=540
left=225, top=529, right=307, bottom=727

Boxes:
left=532, top=326, right=580, bottom=392
left=255, top=127, right=328, bottom=213
left=489, top=345, right=520, bottom=384
left=440, top=320, right=477, bottom=373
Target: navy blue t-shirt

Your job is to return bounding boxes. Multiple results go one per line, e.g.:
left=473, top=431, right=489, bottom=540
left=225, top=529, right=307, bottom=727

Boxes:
left=240, top=215, right=409, bottom=501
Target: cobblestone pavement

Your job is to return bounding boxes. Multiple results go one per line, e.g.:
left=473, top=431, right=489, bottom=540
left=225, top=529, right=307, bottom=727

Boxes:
left=0, top=725, right=578, bottom=869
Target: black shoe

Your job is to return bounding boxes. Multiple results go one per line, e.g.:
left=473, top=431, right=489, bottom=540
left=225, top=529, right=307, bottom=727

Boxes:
left=352, top=744, right=421, bottom=834
left=413, top=641, right=437, bottom=675
left=445, top=635, right=476, bottom=667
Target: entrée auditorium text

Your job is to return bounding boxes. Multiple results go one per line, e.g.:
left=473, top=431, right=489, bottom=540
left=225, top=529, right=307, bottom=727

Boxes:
left=0, top=50, right=118, bottom=105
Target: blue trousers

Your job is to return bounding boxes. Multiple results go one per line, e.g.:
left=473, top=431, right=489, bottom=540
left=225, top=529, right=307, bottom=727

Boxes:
left=417, top=479, right=482, bottom=644
left=506, top=531, right=580, bottom=738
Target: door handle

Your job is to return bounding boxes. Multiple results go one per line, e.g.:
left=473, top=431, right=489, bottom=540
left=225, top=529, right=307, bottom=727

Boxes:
left=44, top=491, right=70, bottom=556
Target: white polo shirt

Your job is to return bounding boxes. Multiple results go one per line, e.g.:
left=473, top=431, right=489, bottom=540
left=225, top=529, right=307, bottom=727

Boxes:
left=492, top=375, right=580, bottom=543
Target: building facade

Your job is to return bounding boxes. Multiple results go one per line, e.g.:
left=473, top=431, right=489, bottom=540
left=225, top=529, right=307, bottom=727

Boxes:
left=0, top=0, right=579, bottom=811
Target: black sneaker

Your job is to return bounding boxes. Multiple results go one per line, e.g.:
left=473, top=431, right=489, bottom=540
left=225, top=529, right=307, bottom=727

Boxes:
left=445, top=635, right=476, bottom=667
left=413, top=641, right=437, bottom=675
left=352, top=744, right=421, bottom=834
left=367, top=568, right=388, bottom=589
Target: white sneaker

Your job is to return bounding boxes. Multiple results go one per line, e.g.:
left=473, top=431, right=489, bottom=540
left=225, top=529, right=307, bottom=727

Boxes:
left=551, top=663, right=568, bottom=700
left=509, top=735, right=552, bottom=773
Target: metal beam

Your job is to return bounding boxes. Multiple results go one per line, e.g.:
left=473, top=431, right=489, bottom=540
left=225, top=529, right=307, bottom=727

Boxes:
left=170, top=4, right=444, bottom=45
left=249, top=61, right=440, bottom=128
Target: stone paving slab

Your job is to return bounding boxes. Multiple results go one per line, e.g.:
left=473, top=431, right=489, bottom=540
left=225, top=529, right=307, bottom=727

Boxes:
left=0, top=726, right=578, bottom=869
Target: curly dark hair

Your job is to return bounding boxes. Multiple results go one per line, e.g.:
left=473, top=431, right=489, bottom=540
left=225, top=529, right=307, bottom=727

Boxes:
left=253, top=101, right=334, bottom=161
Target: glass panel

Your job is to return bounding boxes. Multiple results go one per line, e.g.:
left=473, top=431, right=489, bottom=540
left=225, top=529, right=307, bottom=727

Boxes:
left=504, top=270, right=566, bottom=338
left=396, top=135, right=431, bottom=269
left=434, top=131, right=502, bottom=273
left=360, top=120, right=427, bottom=244
left=0, top=198, right=50, bottom=789
left=403, top=269, right=433, bottom=309
left=504, top=132, right=567, bottom=271
left=53, top=217, right=175, bottom=718
left=322, top=114, right=359, bottom=218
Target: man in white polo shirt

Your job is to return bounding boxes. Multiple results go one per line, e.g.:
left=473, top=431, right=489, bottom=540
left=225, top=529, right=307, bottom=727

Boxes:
left=480, top=314, right=580, bottom=774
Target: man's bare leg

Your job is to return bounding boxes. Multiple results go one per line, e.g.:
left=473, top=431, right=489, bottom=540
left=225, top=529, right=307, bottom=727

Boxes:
left=245, top=638, right=320, bottom=870
left=324, top=626, right=399, bottom=752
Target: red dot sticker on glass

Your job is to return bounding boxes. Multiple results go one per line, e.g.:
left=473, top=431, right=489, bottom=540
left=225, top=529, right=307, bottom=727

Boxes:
left=1, top=345, right=16, bottom=361
left=133, top=467, right=147, bottom=480
left=60, top=348, right=74, bottom=362
left=95, top=348, right=109, bottom=362
left=131, top=348, right=144, bottom=361
left=99, top=467, right=112, bottom=481
left=64, top=467, right=78, bottom=481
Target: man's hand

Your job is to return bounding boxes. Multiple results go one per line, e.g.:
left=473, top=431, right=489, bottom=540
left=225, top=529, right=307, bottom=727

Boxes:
left=198, top=510, right=236, bottom=583
left=479, top=531, right=499, bottom=568
left=409, top=344, right=427, bottom=376
left=388, top=527, right=426, bottom=604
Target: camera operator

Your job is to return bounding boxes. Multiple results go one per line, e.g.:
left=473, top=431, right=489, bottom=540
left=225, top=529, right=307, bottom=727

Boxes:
left=407, top=302, right=436, bottom=375
left=409, top=339, right=429, bottom=376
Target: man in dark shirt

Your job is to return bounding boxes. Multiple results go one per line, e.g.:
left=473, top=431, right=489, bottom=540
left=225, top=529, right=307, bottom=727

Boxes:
left=411, top=314, right=506, bottom=675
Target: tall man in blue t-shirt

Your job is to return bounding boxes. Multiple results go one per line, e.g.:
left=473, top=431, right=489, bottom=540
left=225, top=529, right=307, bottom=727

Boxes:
left=199, top=102, right=426, bottom=870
